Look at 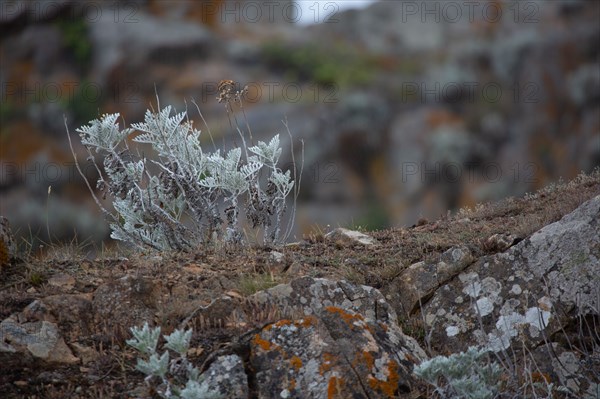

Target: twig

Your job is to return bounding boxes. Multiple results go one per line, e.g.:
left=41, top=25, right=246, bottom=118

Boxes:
left=64, top=115, right=111, bottom=216
left=283, top=118, right=304, bottom=242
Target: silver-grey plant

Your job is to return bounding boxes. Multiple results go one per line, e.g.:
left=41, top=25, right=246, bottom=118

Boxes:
left=414, top=346, right=503, bottom=399
left=127, top=323, right=221, bottom=399
left=69, top=100, right=296, bottom=251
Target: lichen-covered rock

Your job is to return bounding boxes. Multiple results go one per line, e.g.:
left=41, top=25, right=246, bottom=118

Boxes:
left=0, top=318, right=79, bottom=365
left=248, top=277, right=427, bottom=398
left=325, top=228, right=378, bottom=246
left=390, top=245, right=474, bottom=314
left=527, top=342, right=599, bottom=396
left=423, top=195, right=600, bottom=394
left=251, top=277, right=397, bottom=326
left=198, top=355, right=248, bottom=399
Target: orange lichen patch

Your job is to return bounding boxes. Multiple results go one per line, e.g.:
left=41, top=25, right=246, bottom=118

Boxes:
left=265, top=316, right=316, bottom=332
left=291, top=317, right=317, bottom=329
left=252, top=334, right=276, bottom=351
left=269, top=319, right=293, bottom=330
left=289, top=378, right=296, bottom=391
left=290, top=356, right=303, bottom=371
left=367, top=360, right=401, bottom=398
left=327, top=376, right=343, bottom=399
left=295, top=316, right=317, bottom=328
left=320, top=352, right=336, bottom=375
left=362, top=351, right=375, bottom=370
left=325, top=306, right=365, bottom=329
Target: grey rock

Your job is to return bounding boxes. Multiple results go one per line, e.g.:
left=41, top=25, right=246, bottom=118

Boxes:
left=325, top=228, right=378, bottom=246
left=199, top=355, right=248, bottom=399
left=30, top=294, right=94, bottom=340
left=390, top=246, right=474, bottom=315
left=0, top=318, right=79, bottom=364
left=528, top=343, right=599, bottom=396
left=310, top=1, right=448, bottom=54
left=422, top=196, right=600, bottom=395
left=87, top=4, right=214, bottom=83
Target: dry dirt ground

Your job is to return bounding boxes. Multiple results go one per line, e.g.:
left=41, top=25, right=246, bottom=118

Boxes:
left=1, top=171, right=599, bottom=398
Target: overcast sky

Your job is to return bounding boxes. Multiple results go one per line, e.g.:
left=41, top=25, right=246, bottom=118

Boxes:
left=295, top=0, right=375, bottom=24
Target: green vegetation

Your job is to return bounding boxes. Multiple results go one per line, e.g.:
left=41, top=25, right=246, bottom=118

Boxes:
left=262, top=41, right=375, bottom=87
left=349, top=201, right=390, bottom=232
left=55, top=16, right=92, bottom=70
left=237, top=273, right=280, bottom=296
left=26, top=270, right=46, bottom=287
left=64, top=79, right=101, bottom=126
left=0, top=100, right=16, bottom=126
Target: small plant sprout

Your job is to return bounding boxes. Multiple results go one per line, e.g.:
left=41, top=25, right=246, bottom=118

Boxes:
left=126, top=322, right=161, bottom=356
left=126, top=323, right=221, bottom=399
left=164, top=328, right=193, bottom=357
left=136, top=351, right=170, bottom=380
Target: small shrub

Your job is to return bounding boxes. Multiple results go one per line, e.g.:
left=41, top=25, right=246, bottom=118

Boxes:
left=69, top=85, right=297, bottom=251
left=414, top=346, right=502, bottom=399
left=127, top=322, right=221, bottom=399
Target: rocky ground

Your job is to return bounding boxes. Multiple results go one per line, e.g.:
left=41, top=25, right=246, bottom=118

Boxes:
left=0, top=171, right=599, bottom=398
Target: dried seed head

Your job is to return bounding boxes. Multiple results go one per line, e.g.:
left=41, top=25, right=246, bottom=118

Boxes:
left=216, top=80, right=248, bottom=104
left=217, top=79, right=236, bottom=104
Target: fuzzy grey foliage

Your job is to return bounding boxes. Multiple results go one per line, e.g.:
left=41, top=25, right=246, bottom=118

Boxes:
left=414, top=346, right=503, bottom=399
left=127, top=323, right=221, bottom=399
left=76, top=106, right=294, bottom=250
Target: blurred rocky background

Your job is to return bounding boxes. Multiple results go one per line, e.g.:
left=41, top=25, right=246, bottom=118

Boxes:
left=1, top=0, right=599, bottom=251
